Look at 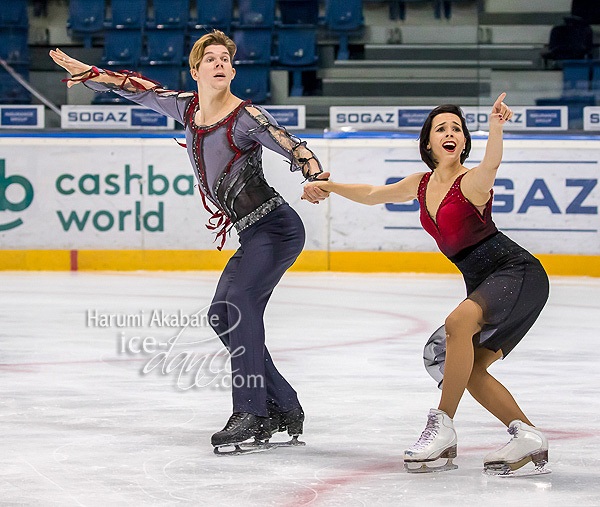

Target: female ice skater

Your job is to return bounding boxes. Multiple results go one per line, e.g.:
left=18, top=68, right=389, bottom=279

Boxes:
left=50, top=30, right=329, bottom=455
left=303, top=94, right=550, bottom=475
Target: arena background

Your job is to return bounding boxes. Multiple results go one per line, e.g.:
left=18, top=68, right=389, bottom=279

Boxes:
left=1, top=1, right=600, bottom=506
left=1, top=0, right=598, bottom=276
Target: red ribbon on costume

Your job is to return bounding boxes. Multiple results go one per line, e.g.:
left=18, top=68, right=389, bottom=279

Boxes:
left=63, top=67, right=164, bottom=93
left=196, top=185, right=232, bottom=251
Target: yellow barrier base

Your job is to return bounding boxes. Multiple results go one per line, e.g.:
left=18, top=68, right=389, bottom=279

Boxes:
left=0, top=250, right=598, bottom=277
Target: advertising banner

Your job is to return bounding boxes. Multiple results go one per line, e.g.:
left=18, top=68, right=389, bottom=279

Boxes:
left=326, top=138, right=599, bottom=255
left=330, top=106, right=569, bottom=131
left=0, top=137, right=328, bottom=251
left=584, top=107, right=600, bottom=131
left=0, top=135, right=598, bottom=255
left=263, top=106, right=306, bottom=129
left=462, top=106, right=568, bottom=131
left=60, top=105, right=304, bottom=130
left=0, top=106, right=44, bottom=129
left=61, top=106, right=175, bottom=129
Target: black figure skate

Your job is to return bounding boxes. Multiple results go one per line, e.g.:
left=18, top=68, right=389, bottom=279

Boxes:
left=211, top=412, right=271, bottom=456
left=263, top=401, right=306, bottom=449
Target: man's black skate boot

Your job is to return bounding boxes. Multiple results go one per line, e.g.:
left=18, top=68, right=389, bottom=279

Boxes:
left=267, top=400, right=305, bottom=439
left=211, top=412, right=269, bottom=448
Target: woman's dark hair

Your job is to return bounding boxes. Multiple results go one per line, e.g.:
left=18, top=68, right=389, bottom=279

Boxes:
left=419, top=104, right=471, bottom=170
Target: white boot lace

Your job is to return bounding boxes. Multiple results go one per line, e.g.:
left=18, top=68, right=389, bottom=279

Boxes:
left=495, top=424, right=518, bottom=452
left=410, top=413, right=439, bottom=450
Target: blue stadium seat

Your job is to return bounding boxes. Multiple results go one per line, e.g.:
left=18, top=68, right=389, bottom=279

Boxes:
left=238, top=0, right=275, bottom=27
left=592, top=62, right=600, bottom=92
left=195, top=0, right=233, bottom=31
left=276, top=28, right=317, bottom=66
left=108, top=0, right=146, bottom=29
left=537, top=95, right=595, bottom=130
left=138, top=64, right=182, bottom=91
left=103, top=29, right=143, bottom=65
left=279, top=0, right=319, bottom=26
left=183, top=68, right=197, bottom=92
left=563, top=60, right=592, bottom=94
left=69, top=0, right=105, bottom=47
left=275, top=27, right=317, bottom=96
left=145, top=29, right=185, bottom=64
left=151, top=0, right=189, bottom=28
left=0, top=28, right=30, bottom=63
left=325, top=0, right=362, bottom=60
left=392, top=1, right=435, bottom=21
left=325, top=0, right=362, bottom=30
left=0, top=64, right=30, bottom=103
left=188, top=29, right=207, bottom=50
left=0, top=0, right=28, bottom=28
left=233, top=29, right=273, bottom=65
left=230, top=64, right=269, bottom=103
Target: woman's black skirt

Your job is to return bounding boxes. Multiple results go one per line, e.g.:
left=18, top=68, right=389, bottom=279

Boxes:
left=424, top=232, right=549, bottom=388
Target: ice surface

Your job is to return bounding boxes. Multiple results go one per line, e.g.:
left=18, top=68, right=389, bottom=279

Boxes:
left=1, top=271, right=599, bottom=506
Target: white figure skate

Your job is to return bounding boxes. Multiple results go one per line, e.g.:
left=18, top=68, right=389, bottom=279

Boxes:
left=404, top=408, right=458, bottom=473
left=483, top=420, right=551, bottom=477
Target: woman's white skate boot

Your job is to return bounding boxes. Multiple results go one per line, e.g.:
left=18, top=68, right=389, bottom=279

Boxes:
left=483, top=420, right=550, bottom=476
left=404, top=408, right=458, bottom=473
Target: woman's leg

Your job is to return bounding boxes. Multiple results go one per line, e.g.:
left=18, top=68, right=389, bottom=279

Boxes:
left=467, top=345, right=533, bottom=427
left=437, top=299, right=484, bottom=418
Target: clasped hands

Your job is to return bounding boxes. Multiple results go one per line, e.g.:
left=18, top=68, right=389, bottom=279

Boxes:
left=301, top=172, right=331, bottom=204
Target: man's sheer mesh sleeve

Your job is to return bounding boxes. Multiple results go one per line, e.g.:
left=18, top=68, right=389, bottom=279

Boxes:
left=244, top=106, right=323, bottom=180
left=74, top=67, right=193, bottom=125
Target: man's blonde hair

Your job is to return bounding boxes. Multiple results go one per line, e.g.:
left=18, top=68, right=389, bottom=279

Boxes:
left=189, top=30, right=237, bottom=70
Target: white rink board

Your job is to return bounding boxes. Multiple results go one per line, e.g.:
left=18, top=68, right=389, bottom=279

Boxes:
left=328, top=137, right=600, bottom=255
left=0, top=134, right=598, bottom=255
left=0, top=137, right=328, bottom=251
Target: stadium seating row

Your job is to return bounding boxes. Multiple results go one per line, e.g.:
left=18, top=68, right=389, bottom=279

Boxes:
left=0, top=0, right=29, bottom=103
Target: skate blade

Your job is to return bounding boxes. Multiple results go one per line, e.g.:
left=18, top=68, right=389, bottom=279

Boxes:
left=484, top=451, right=551, bottom=477
left=404, top=458, right=458, bottom=474
left=263, top=435, right=306, bottom=448
left=214, top=436, right=306, bottom=456
left=213, top=438, right=271, bottom=456
left=484, top=463, right=551, bottom=478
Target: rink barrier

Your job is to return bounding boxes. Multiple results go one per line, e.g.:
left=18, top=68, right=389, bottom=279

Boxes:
left=2, top=132, right=599, bottom=273
left=1, top=249, right=598, bottom=276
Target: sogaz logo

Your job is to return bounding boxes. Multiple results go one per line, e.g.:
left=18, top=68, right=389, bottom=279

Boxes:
left=332, top=107, right=397, bottom=129
left=384, top=177, right=597, bottom=215
left=336, top=112, right=396, bottom=125
left=0, top=159, right=34, bottom=231
left=66, top=111, right=128, bottom=123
